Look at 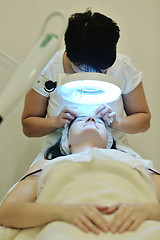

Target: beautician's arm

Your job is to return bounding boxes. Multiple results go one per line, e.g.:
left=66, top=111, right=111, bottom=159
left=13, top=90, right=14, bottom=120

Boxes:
left=111, top=82, right=151, bottom=134
left=0, top=160, right=108, bottom=234
left=21, top=89, right=77, bottom=137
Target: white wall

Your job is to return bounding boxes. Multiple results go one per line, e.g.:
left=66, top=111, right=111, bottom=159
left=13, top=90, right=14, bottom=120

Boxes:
left=0, top=0, right=159, bottom=201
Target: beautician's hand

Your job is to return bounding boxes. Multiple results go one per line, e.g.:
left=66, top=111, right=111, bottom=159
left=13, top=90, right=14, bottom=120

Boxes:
left=94, top=104, right=116, bottom=126
left=58, top=203, right=109, bottom=234
left=105, top=203, right=149, bottom=233
left=55, top=106, right=78, bottom=128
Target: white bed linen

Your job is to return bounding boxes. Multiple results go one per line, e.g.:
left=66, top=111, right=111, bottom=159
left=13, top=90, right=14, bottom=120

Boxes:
left=1, top=148, right=160, bottom=240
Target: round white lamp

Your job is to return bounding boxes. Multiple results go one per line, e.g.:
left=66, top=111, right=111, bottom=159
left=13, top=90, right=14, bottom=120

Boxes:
left=57, top=72, right=123, bottom=118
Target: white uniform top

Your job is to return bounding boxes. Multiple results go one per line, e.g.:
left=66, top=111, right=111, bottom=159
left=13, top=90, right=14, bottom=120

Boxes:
left=32, top=50, right=142, bottom=149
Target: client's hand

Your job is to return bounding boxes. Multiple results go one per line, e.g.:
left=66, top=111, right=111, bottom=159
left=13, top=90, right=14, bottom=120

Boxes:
left=55, top=106, right=78, bottom=128
left=105, top=203, right=149, bottom=233
left=58, top=203, right=109, bottom=235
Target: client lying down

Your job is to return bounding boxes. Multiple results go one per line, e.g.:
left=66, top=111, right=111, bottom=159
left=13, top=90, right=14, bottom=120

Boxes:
left=0, top=115, right=160, bottom=240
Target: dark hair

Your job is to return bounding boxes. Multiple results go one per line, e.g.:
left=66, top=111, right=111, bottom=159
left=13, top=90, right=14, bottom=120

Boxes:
left=64, top=9, right=120, bottom=71
left=44, top=139, right=63, bottom=160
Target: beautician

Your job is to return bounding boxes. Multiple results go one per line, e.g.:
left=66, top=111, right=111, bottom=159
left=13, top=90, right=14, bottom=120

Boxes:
left=21, top=9, right=151, bottom=149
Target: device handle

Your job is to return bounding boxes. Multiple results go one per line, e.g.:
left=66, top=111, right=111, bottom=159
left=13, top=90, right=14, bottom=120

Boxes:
left=0, top=11, right=67, bottom=123
left=37, top=11, right=67, bottom=40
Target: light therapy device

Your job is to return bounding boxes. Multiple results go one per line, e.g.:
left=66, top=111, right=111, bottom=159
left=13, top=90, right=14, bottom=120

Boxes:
left=57, top=72, right=123, bottom=118
left=0, top=11, right=68, bottom=123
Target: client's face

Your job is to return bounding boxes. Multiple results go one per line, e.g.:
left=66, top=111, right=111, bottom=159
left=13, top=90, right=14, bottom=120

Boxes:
left=68, top=115, right=108, bottom=149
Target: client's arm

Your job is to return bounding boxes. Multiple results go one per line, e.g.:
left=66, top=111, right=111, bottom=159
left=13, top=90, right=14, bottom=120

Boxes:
left=0, top=161, right=108, bottom=235
left=104, top=172, right=160, bottom=233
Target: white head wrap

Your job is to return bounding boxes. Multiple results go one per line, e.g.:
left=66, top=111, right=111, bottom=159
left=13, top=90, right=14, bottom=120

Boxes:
left=60, top=120, right=113, bottom=155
